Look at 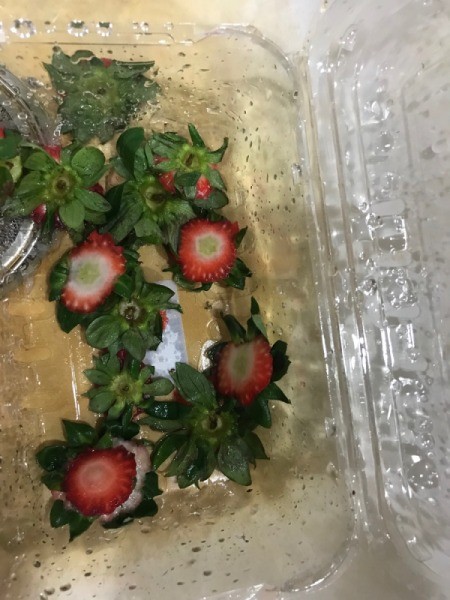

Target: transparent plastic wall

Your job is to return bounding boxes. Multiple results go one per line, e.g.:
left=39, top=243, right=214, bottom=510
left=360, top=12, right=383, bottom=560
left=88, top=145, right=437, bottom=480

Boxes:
left=306, top=0, right=450, bottom=581
left=0, top=8, right=354, bottom=600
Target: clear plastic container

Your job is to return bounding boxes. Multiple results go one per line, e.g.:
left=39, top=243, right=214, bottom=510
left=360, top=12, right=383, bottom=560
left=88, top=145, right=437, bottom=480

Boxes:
left=0, top=0, right=448, bottom=599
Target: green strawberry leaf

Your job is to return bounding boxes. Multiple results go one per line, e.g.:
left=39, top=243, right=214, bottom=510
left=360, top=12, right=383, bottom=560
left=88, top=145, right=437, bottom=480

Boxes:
left=243, top=431, right=268, bottom=462
left=246, top=395, right=272, bottom=429
left=50, top=500, right=70, bottom=528
left=221, top=313, right=247, bottom=343
left=58, top=198, right=85, bottom=230
left=217, top=437, right=252, bottom=486
left=121, top=327, right=147, bottom=361
left=23, top=149, right=55, bottom=172
left=85, top=315, right=123, bottom=349
left=151, top=432, right=188, bottom=470
left=257, top=382, right=290, bottom=404
left=129, top=498, right=158, bottom=519
left=138, top=415, right=184, bottom=432
left=83, top=368, right=111, bottom=386
left=67, top=511, right=93, bottom=541
left=117, top=127, right=145, bottom=175
left=134, top=215, right=162, bottom=242
left=193, top=189, right=228, bottom=211
left=144, top=400, right=181, bottom=420
left=62, top=420, right=97, bottom=447
left=165, top=438, right=198, bottom=477
left=89, top=390, right=115, bottom=413
left=171, top=363, right=216, bottom=409
left=74, top=188, right=110, bottom=212
left=56, top=302, right=85, bottom=333
left=142, top=378, right=174, bottom=396
left=49, top=258, right=69, bottom=301
left=271, top=341, right=291, bottom=382
left=0, top=130, right=22, bottom=160
left=41, top=471, right=65, bottom=490
left=141, top=470, right=163, bottom=499
left=36, top=444, right=70, bottom=471
left=113, top=273, right=134, bottom=299
left=188, top=123, right=206, bottom=148
left=70, top=146, right=106, bottom=186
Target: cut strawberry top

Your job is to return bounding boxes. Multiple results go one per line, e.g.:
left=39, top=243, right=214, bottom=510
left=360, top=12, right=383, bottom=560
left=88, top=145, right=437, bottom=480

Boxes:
left=178, top=218, right=238, bottom=283
left=63, top=446, right=137, bottom=516
left=195, top=174, right=212, bottom=199
left=43, top=145, right=61, bottom=162
left=216, top=336, right=273, bottom=406
left=61, top=231, right=126, bottom=313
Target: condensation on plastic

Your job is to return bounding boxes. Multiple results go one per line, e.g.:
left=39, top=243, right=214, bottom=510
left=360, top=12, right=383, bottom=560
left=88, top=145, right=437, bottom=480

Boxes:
left=0, top=18, right=355, bottom=600
left=306, top=0, right=450, bottom=583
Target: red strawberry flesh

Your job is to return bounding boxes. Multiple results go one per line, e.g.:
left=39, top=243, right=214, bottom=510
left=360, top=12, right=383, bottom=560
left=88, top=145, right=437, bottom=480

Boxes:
left=61, top=231, right=126, bottom=313
left=216, top=336, right=273, bottom=406
left=43, top=145, right=61, bottom=162
left=178, top=218, right=238, bottom=283
left=158, top=170, right=176, bottom=194
left=63, top=446, right=137, bottom=516
left=195, top=175, right=212, bottom=199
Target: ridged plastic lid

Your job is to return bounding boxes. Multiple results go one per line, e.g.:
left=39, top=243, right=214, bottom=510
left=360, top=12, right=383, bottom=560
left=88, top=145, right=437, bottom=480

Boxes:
left=307, top=0, right=450, bottom=581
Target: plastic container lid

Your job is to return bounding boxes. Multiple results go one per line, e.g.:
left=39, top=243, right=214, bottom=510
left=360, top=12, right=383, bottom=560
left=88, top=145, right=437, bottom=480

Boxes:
left=307, top=0, right=450, bottom=581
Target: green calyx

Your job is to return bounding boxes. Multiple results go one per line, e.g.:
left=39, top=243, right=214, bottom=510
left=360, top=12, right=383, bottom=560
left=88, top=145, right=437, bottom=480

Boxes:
left=84, top=351, right=174, bottom=418
left=1, top=142, right=110, bottom=235
left=147, top=124, right=229, bottom=200
left=104, top=128, right=195, bottom=246
left=44, top=48, right=160, bottom=143
left=85, top=269, right=181, bottom=360
left=189, top=404, right=236, bottom=446
left=35, top=414, right=162, bottom=541
left=142, top=363, right=269, bottom=488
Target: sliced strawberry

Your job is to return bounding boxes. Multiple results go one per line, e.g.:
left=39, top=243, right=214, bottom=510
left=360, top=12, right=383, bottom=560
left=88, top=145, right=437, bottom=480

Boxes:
left=195, top=174, right=212, bottom=199
left=216, top=336, right=273, bottom=406
left=63, top=446, right=137, bottom=516
left=178, top=218, right=238, bottom=283
left=173, top=388, right=192, bottom=406
left=43, top=145, right=61, bottom=162
left=160, top=309, right=169, bottom=331
left=158, top=170, right=176, bottom=194
left=61, top=231, right=126, bottom=313
left=89, top=182, right=105, bottom=196
left=31, top=204, right=47, bottom=225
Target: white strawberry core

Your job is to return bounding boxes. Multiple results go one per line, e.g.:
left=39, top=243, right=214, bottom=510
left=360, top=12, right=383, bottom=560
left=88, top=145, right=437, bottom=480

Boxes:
left=99, top=440, right=151, bottom=523
left=227, top=343, right=255, bottom=385
left=64, top=253, right=116, bottom=311
left=196, top=233, right=223, bottom=260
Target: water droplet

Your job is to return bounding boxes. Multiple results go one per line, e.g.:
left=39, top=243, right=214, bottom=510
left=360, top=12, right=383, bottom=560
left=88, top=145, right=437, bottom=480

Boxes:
left=408, top=458, right=439, bottom=491
left=133, top=21, right=150, bottom=33
left=340, top=27, right=357, bottom=52
left=96, top=21, right=112, bottom=37
left=10, top=19, right=36, bottom=38
left=324, top=417, right=336, bottom=438
left=67, top=20, right=88, bottom=37
left=359, top=278, right=377, bottom=295
left=416, top=433, right=435, bottom=450
left=291, top=163, right=302, bottom=185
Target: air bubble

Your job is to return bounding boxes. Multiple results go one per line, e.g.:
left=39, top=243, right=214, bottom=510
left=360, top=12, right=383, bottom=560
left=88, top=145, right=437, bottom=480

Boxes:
left=67, top=20, right=88, bottom=37
left=96, top=21, right=112, bottom=37
left=359, top=278, right=377, bottom=295
left=10, top=19, right=36, bottom=38
left=133, top=21, right=150, bottom=33
left=408, top=458, right=439, bottom=491
left=340, top=27, right=357, bottom=52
